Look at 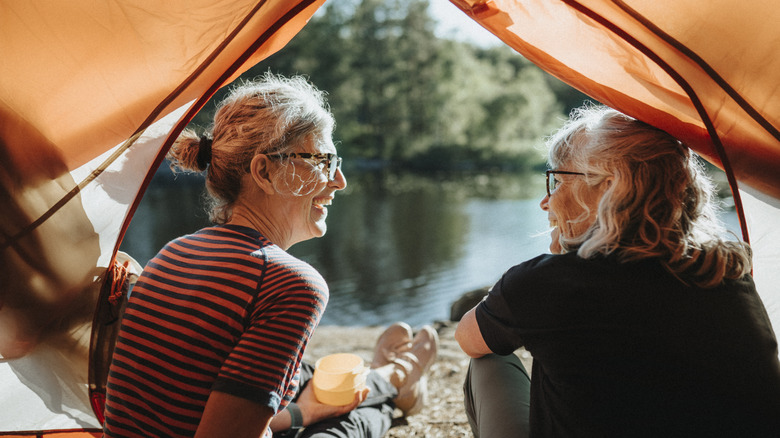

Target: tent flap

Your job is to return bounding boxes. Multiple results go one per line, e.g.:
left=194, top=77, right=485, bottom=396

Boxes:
left=1, top=0, right=324, bottom=432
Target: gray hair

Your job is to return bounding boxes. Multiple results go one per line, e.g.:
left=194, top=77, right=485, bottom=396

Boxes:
left=547, top=105, right=751, bottom=287
left=168, top=72, right=335, bottom=223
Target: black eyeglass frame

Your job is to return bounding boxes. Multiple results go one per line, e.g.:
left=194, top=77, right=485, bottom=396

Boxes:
left=545, top=170, right=586, bottom=197
left=268, top=152, right=343, bottom=181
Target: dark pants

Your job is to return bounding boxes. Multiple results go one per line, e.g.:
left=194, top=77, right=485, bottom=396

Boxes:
left=275, top=362, right=398, bottom=438
left=463, top=354, right=531, bottom=438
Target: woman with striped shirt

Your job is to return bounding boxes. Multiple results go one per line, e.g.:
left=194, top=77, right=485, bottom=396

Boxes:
left=103, top=74, right=436, bottom=438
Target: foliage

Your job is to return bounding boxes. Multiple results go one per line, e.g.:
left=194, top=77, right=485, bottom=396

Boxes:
left=192, top=0, right=587, bottom=171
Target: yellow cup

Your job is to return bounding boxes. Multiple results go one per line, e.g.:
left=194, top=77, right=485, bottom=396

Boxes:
left=312, top=353, right=369, bottom=406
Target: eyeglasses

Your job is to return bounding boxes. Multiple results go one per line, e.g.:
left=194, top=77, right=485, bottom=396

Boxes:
left=269, top=152, right=343, bottom=181
left=546, top=170, right=586, bottom=197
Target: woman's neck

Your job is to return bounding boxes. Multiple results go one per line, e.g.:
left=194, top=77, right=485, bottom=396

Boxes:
left=227, top=206, right=291, bottom=250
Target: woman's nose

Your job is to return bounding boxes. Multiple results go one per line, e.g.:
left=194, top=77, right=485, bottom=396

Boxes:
left=330, top=167, right=347, bottom=190
left=540, top=194, right=550, bottom=211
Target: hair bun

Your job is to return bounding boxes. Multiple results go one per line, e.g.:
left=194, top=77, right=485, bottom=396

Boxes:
left=197, top=135, right=213, bottom=170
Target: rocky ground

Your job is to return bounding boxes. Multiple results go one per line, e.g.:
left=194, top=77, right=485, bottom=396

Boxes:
left=303, top=321, right=533, bottom=438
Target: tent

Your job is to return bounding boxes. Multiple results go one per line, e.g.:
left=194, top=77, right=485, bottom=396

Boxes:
left=1, top=0, right=778, bottom=435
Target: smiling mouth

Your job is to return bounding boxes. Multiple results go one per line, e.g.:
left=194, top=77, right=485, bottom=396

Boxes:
left=549, top=218, right=558, bottom=229
left=312, top=198, right=333, bottom=213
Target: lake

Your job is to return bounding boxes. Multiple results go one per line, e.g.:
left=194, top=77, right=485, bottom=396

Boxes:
left=119, top=167, right=739, bottom=327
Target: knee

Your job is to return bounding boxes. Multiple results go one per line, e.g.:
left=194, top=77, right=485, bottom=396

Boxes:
left=465, top=354, right=503, bottom=397
left=467, top=353, right=529, bottom=389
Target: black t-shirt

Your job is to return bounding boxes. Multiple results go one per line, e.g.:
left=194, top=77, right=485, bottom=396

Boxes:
left=476, top=252, right=780, bottom=437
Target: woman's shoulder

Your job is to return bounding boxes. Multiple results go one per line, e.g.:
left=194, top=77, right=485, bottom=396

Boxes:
left=252, top=241, right=328, bottom=295
left=498, top=253, right=573, bottom=290
left=503, top=251, right=645, bottom=287
left=263, top=245, right=321, bottom=276
left=507, top=251, right=593, bottom=275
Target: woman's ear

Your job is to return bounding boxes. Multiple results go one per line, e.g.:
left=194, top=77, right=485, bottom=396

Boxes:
left=248, top=154, right=276, bottom=195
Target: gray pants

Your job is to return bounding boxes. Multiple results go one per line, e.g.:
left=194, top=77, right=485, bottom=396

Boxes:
left=463, top=354, right=531, bottom=438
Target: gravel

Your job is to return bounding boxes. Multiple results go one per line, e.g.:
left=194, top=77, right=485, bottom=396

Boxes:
left=304, top=321, right=533, bottom=438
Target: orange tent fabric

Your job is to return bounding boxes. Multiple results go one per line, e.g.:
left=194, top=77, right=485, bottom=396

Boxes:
left=1, top=0, right=324, bottom=433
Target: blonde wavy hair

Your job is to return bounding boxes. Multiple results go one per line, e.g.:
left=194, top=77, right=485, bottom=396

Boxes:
left=548, top=105, right=751, bottom=288
left=167, top=72, right=335, bottom=223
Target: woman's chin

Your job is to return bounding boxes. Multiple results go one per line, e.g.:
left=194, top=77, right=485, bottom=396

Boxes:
left=548, top=227, right=563, bottom=254
left=307, top=221, right=327, bottom=239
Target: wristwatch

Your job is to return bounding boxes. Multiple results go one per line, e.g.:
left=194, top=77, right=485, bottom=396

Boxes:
left=287, top=402, right=303, bottom=432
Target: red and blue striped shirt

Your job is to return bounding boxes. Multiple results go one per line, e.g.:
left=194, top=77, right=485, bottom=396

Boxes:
left=103, top=225, right=328, bottom=437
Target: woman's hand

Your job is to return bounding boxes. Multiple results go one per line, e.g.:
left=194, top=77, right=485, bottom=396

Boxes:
left=295, top=381, right=370, bottom=426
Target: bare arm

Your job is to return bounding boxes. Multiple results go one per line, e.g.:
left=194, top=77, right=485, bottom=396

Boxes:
left=455, top=306, right=493, bottom=358
left=195, top=390, right=273, bottom=438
